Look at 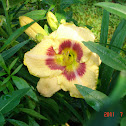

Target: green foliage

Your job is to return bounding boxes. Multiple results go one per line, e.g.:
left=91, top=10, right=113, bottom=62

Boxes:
left=0, top=88, right=30, bottom=114
left=0, top=0, right=126, bottom=126
left=12, top=76, right=38, bottom=102
left=83, top=41, right=126, bottom=71
left=95, top=2, right=126, bottom=19
left=24, top=10, right=47, bottom=20
left=75, top=84, right=109, bottom=111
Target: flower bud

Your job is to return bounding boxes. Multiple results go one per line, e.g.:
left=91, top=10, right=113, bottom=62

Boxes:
left=0, top=15, right=6, bottom=27
left=19, top=16, right=48, bottom=41
left=60, top=19, right=66, bottom=24
left=35, top=33, right=44, bottom=43
left=46, top=11, right=59, bottom=31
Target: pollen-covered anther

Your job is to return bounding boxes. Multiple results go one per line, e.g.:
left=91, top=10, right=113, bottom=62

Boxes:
left=46, top=40, right=86, bottom=82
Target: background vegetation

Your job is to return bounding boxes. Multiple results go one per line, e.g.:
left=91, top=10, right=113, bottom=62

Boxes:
left=0, top=0, right=126, bottom=126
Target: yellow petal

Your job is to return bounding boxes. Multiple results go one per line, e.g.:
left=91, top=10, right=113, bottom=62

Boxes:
left=37, top=77, right=61, bottom=97
left=46, top=11, right=59, bottom=31
left=24, top=37, right=62, bottom=77
left=49, top=23, right=98, bottom=63
left=89, top=52, right=101, bottom=66
left=19, top=16, right=48, bottom=40
left=58, top=61, right=99, bottom=98
left=55, top=23, right=95, bottom=42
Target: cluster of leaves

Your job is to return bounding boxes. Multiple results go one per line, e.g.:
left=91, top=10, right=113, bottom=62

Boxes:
left=0, top=0, right=126, bottom=126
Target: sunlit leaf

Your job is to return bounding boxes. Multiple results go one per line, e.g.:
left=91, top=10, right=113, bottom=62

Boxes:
left=24, top=10, right=46, bottom=20
left=95, top=2, right=126, bottom=19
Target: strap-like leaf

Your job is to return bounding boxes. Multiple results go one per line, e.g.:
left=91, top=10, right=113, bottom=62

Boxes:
left=83, top=41, right=126, bottom=71
left=95, top=2, right=126, bottom=19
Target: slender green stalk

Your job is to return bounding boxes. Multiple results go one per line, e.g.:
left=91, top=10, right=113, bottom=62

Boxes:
left=1, top=0, right=12, bottom=35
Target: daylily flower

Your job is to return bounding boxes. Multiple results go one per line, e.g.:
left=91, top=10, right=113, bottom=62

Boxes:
left=46, top=11, right=59, bottom=31
left=19, top=16, right=48, bottom=42
left=24, top=23, right=101, bottom=98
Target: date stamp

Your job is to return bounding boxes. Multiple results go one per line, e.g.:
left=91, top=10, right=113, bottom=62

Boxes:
left=104, top=112, right=123, bottom=117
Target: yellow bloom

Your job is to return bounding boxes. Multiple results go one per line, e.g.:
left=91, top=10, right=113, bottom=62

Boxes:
left=24, top=23, right=101, bottom=98
left=46, top=11, right=59, bottom=31
left=19, top=16, right=48, bottom=42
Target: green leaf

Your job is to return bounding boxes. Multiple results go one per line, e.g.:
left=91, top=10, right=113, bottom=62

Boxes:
left=60, top=0, right=81, bottom=9
left=55, top=93, right=84, bottom=124
left=110, top=20, right=126, bottom=53
left=0, top=88, right=30, bottom=114
left=0, top=54, right=8, bottom=72
left=12, top=76, right=38, bottom=102
left=7, top=81, right=14, bottom=92
left=24, top=10, right=46, bottom=20
left=110, top=71, right=126, bottom=102
left=99, top=9, right=109, bottom=45
left=95, top=2, right=126, bottom=19
left=16, top=65, right=39, bottom=84
left=0, top=72, right=6, bottom=77
left=0, top=80, right=8, bottom=92
left=7, top=119, right=29, bottom=126
left=9, top=0, right=24, bottom=7
left=41, top=98, right=59, bottom=114
left=99, top=20, right=126, bottom=94
left=75, top=84, right=109, bottom=111
left=28, top=117, right=39, bottom=126
left=19, top=108, right=48, bottom=120
left=0, top=21, right=34, bottom=52
left=83, top=41, right=126, bottom=71
left=121, top=117, right=126, bottom=126
left=0, top=112, right=5, bottom=126
left=11, top=64, right=23, bottom=76
left=1, top=76, right=11, bottom=85
left=9, top=58, right=19, bottom=71
left=42, top=0, right=54, bottom=5
left=1, top=40, right=30, bottom=61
